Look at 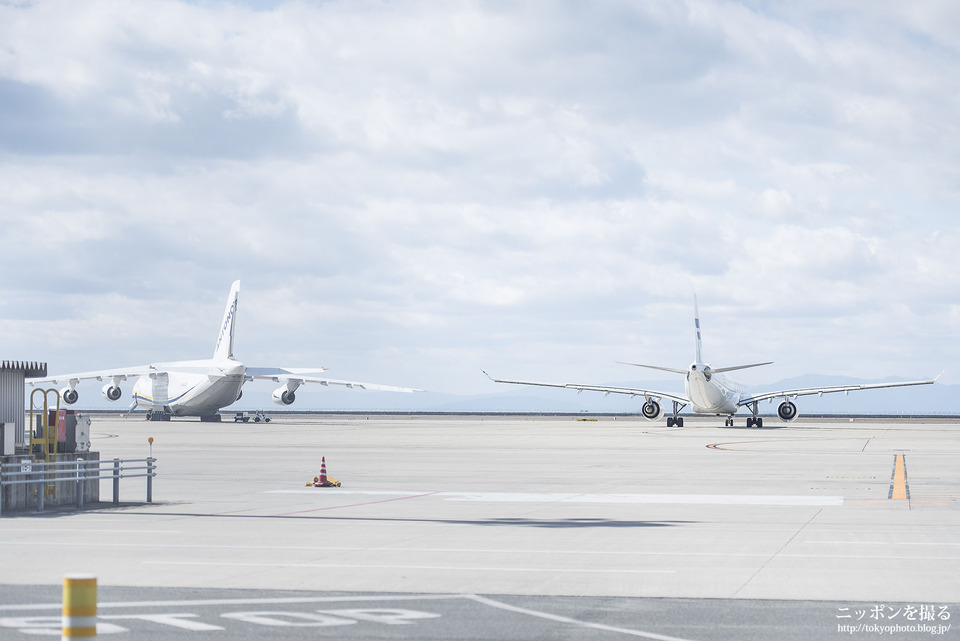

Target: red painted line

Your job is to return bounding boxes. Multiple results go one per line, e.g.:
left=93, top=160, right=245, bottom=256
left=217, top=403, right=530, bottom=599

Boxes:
left=274, top=492, right=441, bottom=517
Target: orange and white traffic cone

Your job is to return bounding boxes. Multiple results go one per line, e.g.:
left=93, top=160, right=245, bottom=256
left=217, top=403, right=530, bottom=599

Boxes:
left=310, top=456, right=341, bottom=487
left=318, top=457, right=328, bottom=485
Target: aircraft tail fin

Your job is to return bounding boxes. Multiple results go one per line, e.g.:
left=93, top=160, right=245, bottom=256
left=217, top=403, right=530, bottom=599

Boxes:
left=692, top=295, right=772, bottom=374
left=694, top=294, right=703, bottom=363
left=213, top=280, right=240, bottom=360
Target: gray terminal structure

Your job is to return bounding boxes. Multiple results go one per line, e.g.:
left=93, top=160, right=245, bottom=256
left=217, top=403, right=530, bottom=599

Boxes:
left=0, top=360, right=47, bottom=453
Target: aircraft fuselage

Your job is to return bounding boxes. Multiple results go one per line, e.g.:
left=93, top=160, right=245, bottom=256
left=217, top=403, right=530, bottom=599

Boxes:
left=684, top=364, right=742, bottom=415
left=131, top=358, right=245, bottom=417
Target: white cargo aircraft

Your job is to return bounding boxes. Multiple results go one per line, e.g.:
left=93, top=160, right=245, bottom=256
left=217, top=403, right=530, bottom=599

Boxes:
left=31, top=281, right=420, bottom=421
left=485, top=297, right=937, bottom=427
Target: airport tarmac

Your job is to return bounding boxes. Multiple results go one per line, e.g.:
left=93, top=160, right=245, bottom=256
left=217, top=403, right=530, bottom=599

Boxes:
left=0, top=414, right=958, bottom=639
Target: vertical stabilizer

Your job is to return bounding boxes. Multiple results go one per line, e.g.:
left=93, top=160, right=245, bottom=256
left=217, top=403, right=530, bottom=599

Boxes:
left=694, top=294, right=703, bottom=363
left=214, top=280, right=240, bottom=360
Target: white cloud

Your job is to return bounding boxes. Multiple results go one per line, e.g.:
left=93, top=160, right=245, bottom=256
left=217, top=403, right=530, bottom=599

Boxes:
left=0, top=0, right=958, bottom=399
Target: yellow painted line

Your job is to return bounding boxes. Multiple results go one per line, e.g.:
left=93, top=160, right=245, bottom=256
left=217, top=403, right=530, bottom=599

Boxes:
left=890, top=454, right=908, bottom=500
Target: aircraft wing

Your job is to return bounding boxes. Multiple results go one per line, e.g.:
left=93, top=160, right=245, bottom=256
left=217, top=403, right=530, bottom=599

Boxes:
left=482, top=371, right=689, bottom=404
left=246, top=367, right=423, bottom=393
left=28, top=365, right=156, bottom=387
left=738, top=375, right=940, bottom=407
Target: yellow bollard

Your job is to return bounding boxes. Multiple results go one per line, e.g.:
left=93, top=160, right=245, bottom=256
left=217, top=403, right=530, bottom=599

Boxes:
left=62, top=574, right=97, bottom=639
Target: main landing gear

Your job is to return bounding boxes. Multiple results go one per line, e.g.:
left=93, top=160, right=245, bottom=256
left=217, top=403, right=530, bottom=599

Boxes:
left=742, top=401, right=763, bottom=428
left=665, top=400, right=686, bottom=427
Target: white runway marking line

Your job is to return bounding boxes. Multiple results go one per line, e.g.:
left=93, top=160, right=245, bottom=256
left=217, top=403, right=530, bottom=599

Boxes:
left=0, top=528, right=180, bottom=535
left=143, top=561, right=676, bottom=574
left=468, top=595, right=695, bottom=641
left=444, top=492, right=844, bottom=506
left=804, top=540, right=960, bottom=546
left=267, top=490, right=445, bottom=500
left=269, top=490, right=844, bottom=506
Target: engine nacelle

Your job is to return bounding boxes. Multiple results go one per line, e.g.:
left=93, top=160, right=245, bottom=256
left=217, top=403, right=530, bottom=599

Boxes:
left=101, top=384, right=122, bottom=402
left=273, top=387, right=296, bottom=406
left=61, top=388, right=79, bottom=405
left=777, top=400, right=799, bottom=422
left=641, top=400, right=662, bottom=421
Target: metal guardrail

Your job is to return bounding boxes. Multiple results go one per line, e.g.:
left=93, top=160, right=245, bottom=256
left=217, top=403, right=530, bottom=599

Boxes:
left=0, top=457, right=156, bottom=516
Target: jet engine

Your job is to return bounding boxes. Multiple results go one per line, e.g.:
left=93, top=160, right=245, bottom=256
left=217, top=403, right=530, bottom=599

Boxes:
left=777, top=400, right=798, bottom=422
left=101, top=384, right=122, bottom=402
left=641, top=400, right=662, bottom=421
left=61, top=388, right=79, bottom=405
left=273, top=387, right=296, bottom=406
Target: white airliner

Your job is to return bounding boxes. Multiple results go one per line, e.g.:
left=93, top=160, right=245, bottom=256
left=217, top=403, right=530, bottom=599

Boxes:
left=31, top=281, right=420, bottom=421
left=485, top=297, right=937, bottom=427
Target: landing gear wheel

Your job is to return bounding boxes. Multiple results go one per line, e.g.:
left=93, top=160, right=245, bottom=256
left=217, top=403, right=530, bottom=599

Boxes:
left=746, top=417, right=755, bottom=428
left=756, top=417, right=763, bottom=428
left=666, top=417, right=675, bottom=427
left=676, top=417, right=684, bottom=427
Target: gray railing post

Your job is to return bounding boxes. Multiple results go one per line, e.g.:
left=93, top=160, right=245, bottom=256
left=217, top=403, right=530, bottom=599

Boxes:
left=75, top=458, right=84, bottom=510
left=36, top=464, right=44, bottom=513
left=146, top=458, right=154, bottom=503
left=113, top=459, right=120, bottom=504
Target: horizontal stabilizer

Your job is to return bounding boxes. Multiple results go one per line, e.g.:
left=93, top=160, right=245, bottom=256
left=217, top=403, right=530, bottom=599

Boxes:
left=710, top=362, right=773, bottom=374
left=616, top=361, right=688, bottom=375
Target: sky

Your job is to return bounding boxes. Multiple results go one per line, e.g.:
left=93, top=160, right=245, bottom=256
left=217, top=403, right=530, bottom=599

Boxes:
left=1, top=0, right=958, bottom=409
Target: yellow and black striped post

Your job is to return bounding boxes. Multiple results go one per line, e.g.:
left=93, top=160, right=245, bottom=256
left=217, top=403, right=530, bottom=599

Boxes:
left=62, top=574, right=97, bottom=639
